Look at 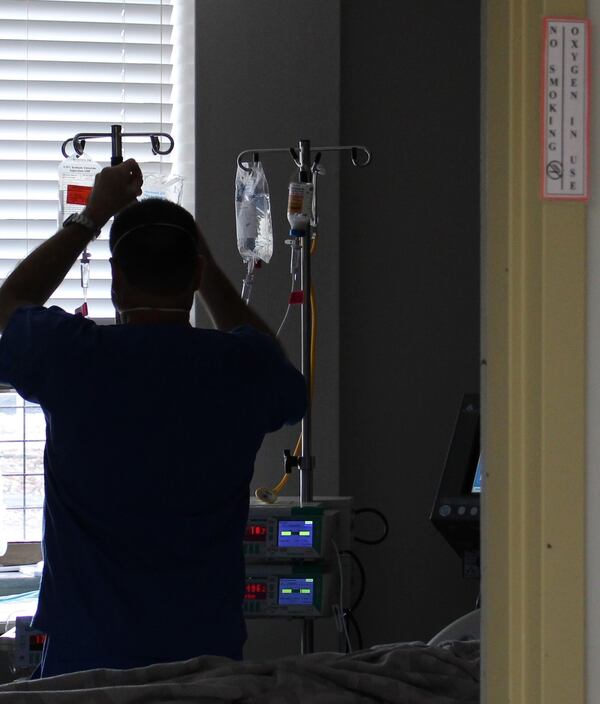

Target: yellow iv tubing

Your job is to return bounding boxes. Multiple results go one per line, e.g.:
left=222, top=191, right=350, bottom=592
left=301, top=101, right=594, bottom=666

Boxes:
left=255, top=238, right=317, bottom=503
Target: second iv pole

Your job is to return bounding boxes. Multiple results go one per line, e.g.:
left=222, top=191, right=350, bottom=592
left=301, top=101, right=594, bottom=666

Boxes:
left=236, top=138, right=371, bottom=654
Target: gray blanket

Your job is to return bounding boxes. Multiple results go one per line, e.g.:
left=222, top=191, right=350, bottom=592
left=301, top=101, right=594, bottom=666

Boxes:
left=0, top=640, right=480, bottom=703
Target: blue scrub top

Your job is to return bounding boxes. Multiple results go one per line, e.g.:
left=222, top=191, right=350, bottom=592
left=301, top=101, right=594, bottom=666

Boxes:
left=0, top=306, right=306, bottom=674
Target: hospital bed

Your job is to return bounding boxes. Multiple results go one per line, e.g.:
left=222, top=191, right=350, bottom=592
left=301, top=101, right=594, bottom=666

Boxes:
left=0, top=636, right=479, bottom=703
left=0, top=586, right=480, bottom=703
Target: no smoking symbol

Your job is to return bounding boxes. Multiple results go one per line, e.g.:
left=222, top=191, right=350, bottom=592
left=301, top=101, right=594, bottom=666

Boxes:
left=547, top=160, right=563, bottom=180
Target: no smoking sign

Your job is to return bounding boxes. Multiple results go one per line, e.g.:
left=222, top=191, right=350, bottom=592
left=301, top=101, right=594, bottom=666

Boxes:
left=541, top=17, right=590, bottom=201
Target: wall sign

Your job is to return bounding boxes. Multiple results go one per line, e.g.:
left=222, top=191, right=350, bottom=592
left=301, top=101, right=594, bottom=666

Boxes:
left=541, top=18, right=590, bottom=201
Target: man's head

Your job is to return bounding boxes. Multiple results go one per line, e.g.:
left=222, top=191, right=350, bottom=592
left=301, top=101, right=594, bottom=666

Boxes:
left=109, top=198, right=202, bottom=314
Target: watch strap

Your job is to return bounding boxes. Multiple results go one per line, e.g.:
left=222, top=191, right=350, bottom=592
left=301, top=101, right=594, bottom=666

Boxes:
left=63, top=211, right=101, bottom=239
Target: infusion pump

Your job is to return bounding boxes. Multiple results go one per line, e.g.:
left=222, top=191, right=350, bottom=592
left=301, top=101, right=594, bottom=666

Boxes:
left=242, top=497, right=353, bottom=618
left=244, top=564, right=334, bottom=618
left=243, top=497, right=352, bottom=562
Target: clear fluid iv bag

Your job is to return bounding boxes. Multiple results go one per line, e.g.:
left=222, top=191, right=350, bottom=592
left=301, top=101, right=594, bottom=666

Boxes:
left=235, top=161, right=273, bottom=264
left=58, top=153, right=102, bottom=317
left=140, top=172, right=184, bottom=204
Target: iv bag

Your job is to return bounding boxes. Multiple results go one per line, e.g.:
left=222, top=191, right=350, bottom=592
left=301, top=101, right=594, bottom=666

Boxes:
left=140, top=172, right=184, bottom=204
left=235, top=161, right=273, bottom=264
left=57, top=153, right=102, bottom=229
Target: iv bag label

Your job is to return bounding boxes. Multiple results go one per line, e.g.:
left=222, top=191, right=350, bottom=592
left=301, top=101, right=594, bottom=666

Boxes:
left=541, top=17, right=590, bottom=201
left=66, top=184, right=92, bottom=206
left=287, top=184, right=305, bottom=213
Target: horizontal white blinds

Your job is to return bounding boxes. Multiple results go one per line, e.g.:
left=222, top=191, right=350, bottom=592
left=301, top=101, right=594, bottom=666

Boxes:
left=0, top=0, right=174, bottom=321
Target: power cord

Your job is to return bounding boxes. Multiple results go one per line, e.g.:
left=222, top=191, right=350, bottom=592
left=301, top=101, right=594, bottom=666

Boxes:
left=343, top=609, right=363, bottom=651
left=332, top=540, right=352, bottom=652
left=353, top=507, right=390, bottom=545
left=337, top=549, right=366, bottom=653
left=331, top=508, right=388, bottom=652
left=340, top=549, right=366, bottom=612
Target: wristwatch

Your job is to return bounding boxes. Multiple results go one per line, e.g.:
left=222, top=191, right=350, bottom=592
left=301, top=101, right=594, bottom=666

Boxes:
left=63, top=211, right=101, bottom=239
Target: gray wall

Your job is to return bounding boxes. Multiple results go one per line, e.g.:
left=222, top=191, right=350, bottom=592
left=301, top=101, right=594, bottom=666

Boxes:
left=339, top=1, right=481, bottom=643
left=195, top=0, right=480, bottom=656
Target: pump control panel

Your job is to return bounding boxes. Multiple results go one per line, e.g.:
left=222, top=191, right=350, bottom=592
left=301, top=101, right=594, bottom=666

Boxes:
left=244, top=565, right=333, bottom=617
left=244, top=497, right=352, bottom=562
left=15, top=616, right=45, bottom=672
left=244, top=514, right=331, bottom=561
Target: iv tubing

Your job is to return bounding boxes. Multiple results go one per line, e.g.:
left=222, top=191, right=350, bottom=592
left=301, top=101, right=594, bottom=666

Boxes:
left=260, top=277, right=317, bottom=499
left=241, top=259, right=256, bottom=305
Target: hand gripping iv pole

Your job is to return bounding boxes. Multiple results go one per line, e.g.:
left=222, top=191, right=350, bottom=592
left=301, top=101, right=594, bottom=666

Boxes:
left=62, top=124, right=175, bottom=322
left=236, top=139, right=371, bottom=654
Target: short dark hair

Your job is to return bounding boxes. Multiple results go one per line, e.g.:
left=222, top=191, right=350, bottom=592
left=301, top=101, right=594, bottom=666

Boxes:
left=109, top=198, right=199, bottom=296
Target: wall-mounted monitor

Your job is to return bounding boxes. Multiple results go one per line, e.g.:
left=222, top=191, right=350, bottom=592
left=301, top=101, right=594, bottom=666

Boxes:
left=430, top=394, right=480, bottom=577
left=471, top=456, right=482, bottom=494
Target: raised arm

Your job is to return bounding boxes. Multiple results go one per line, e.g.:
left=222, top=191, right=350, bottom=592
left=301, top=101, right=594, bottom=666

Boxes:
left=0, top=159, right=143, bottom=331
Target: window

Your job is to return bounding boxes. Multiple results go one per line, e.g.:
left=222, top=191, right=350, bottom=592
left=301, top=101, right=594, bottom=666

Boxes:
left=0, top=392, right=44, bottom=541
left=0, top=0, right=195, bottom=542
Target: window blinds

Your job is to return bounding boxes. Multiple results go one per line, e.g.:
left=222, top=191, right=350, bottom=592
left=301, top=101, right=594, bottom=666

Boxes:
left=0, top=0, right=176, bottom=321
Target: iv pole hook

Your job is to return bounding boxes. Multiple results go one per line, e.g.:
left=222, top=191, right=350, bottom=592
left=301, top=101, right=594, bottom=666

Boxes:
left=61, top=128, right=175, bottom=160
left=236, top=144, right=371, bottom=173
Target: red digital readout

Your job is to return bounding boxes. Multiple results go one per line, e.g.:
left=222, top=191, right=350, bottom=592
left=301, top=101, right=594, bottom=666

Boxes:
left=245, top=582, right=267, bottom=600
left=29, top=633, right=46, bottom=651
left=245, top=524, right=267, bottom=542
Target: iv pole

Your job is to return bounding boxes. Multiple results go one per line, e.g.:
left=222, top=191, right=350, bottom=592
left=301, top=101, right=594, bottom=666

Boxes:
left=61, top=124, right=174, bottom=164
left=298, top=139, right=313, bottom=508
left=236, top=139, right=371, bottom=654
left=62, top=124, right=175, bottom=322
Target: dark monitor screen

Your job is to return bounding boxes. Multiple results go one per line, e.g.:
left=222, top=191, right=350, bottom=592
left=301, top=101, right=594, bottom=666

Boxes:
left=430, top=394, right=480, bottom=562
left=432, top=394, right=480, bottom=499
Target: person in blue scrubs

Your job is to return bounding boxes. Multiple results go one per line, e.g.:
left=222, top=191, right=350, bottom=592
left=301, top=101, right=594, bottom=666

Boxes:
left=0, top=160, right=306, bottom=677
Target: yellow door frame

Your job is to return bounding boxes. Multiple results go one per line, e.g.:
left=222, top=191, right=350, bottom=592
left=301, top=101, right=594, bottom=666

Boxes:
left=482, top=1, right=586, bottom=703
